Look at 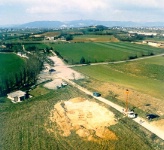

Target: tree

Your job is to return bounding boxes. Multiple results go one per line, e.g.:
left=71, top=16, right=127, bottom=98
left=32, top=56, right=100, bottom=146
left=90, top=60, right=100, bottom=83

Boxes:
left=80, top=57, right=85, bottom=64
left=5, top=43, right=13, bottom=49
left=65, top=34, right=73, bottom=41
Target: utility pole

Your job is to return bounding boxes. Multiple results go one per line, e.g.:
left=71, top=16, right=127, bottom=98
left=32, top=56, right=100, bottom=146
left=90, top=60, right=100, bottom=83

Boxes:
left=125, top=89, right=129, bottom=113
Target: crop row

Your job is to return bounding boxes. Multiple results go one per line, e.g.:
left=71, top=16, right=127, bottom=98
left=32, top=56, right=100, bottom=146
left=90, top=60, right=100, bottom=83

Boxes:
left=52, top=42, right=164, bottom=64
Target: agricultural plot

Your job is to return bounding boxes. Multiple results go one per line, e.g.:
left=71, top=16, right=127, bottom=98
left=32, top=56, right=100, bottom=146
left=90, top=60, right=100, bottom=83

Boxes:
left=24, top=43, right=48, bottom=50
left=0, top=85, right=162, bottom=150
left=52, top=42, right=164, bottom=64
left=73, top=56, right=164, bottom=117
left=0, top=53, right=25, bottom=79
left=39, top=31, right=60, bottom=37
left=72, top=35, right=118, bottom=42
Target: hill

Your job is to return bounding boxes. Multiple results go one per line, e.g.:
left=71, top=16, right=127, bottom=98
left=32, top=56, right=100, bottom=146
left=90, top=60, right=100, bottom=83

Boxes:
left=10, top=20, right=164, bottom=28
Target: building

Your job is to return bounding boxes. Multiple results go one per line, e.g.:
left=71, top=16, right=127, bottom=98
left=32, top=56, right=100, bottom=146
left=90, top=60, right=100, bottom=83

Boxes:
left=7, top=90, right=26, bottom=103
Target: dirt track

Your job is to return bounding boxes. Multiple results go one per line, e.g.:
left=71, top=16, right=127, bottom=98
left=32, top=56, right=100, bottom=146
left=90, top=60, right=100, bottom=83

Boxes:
left=42, top=51, right=164, bottom=140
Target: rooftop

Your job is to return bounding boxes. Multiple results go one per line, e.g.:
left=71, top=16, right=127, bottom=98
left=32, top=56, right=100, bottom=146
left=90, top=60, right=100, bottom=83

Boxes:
left=7, top=90, right=26, bottom=98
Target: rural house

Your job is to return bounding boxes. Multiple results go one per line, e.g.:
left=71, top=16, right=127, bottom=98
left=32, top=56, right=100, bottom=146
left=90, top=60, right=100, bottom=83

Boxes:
left=7, top=90, right=26, bottom=103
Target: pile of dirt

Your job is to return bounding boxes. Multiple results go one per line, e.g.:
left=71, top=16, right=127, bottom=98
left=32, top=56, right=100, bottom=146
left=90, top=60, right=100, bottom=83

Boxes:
left=48, top=97, right=118, bottom=141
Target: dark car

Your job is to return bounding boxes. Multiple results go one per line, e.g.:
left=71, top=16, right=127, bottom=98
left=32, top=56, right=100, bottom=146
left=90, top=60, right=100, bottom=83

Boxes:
left=146, top=114, right=159, bottom=120
left=93, top=92, right=101, bottom=97
left=49, top=69, right=56, bottom=73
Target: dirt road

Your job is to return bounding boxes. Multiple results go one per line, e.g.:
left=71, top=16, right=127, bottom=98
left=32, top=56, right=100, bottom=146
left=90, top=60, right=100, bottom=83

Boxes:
left=69, top=53, right=164, bottom=67
left=60, top=77, right=164, bottom=140
left=44, top=51, right=164, bottom=140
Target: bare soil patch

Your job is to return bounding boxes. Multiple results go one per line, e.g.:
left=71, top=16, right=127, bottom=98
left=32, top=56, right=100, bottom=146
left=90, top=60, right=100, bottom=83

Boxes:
left=49, top=56, right=84, bottom=80
left=48, top=97, right=118, bottom=141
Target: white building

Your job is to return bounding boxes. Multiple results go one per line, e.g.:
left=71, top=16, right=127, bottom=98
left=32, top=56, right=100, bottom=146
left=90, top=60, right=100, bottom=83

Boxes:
left=7, top=90, right=26, bottom=103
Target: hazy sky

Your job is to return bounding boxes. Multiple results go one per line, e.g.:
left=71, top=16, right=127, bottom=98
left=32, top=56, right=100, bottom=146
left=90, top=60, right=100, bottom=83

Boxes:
left=0, top=0, right=164, bottom=25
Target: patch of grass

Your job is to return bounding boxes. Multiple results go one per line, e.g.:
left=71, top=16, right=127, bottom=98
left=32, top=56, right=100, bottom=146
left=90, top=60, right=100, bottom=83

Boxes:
left=29, top=85, right=50, bottom=97
left=73, top=56, right=164, bottom=99
left=72, top=35, right=118, bottom=42
left=24, top=43, right=48, bottom=50
left=0, top=53, right=25, bottom=79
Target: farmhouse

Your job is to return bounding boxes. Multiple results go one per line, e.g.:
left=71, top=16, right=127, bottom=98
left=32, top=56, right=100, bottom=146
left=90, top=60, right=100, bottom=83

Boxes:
left=7, top=90, right=26, bottom=103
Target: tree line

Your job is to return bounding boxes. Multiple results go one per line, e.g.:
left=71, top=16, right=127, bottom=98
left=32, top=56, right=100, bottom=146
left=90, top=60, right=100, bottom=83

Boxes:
left=0, top=54, right=43, bottom=96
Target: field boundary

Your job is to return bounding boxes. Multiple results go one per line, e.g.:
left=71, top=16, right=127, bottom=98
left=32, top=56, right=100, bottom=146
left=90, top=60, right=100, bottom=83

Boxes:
left=68, top=53, right=164, bottom=67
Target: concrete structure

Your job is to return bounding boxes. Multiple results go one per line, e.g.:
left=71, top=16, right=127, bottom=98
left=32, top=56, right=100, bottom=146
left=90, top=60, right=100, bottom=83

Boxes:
left=7, top=90, right=26, bottom=103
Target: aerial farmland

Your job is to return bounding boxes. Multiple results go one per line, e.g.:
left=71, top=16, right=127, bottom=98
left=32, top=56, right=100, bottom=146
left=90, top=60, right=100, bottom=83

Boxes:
left=0, top=26, right=164, bottom=150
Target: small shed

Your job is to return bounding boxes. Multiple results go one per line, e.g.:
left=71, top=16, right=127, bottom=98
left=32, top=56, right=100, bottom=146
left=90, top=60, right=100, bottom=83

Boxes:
left=7, top=90, right=26, bottom=103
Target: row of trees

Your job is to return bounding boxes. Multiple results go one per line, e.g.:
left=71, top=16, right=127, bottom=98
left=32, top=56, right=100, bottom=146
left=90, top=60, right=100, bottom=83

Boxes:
left=0, top=54, right=43, bottom=96
left=114, top=33, right=145, bottom=42
left=55, top=32, right=73, bottom=41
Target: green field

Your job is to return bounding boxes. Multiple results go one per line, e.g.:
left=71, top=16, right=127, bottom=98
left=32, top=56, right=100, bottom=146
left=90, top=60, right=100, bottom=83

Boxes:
left=0, top=53, right=25, bottom=79
left=0, top=85, right=162, bottom=150
left=73, top=56, right=164, bottom=100
left=24, top=43, right=48, bottom=50
left=52, top=42, right=164, bottom=64
left=72, top=35, right=118, bottom=42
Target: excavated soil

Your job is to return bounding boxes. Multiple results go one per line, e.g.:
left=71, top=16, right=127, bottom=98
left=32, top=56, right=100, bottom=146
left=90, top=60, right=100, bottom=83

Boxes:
left=48, top=97, right=118, bottom=141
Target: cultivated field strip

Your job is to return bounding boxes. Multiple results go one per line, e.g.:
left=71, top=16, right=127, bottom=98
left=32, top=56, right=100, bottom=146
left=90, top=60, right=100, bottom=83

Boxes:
left=53, top=42, right=164, bottom=64
left=95, top=42, right=135, bottom=54
left=102, top=42, right=151, bottom=53
left=116, top=42, right=164, bottom=53
left=100, top=42, right=163, bottom=54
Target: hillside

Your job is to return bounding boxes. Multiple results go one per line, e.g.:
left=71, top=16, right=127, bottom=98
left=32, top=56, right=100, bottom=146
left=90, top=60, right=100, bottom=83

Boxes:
left=11, top=20, right=164, bottom=28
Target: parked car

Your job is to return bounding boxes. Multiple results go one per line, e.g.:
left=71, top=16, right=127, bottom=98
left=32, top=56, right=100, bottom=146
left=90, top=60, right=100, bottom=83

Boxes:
left=146, top=114, right=159, bottom=120
left=49, top=69, right=56, bottom=73
left=61, top=82, right=68, bottom=87
left=127, top=111, right=136, bottom=118
left=122, top=109, right=137, bottom=119
left=93, top=92, right=101, bottom=97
